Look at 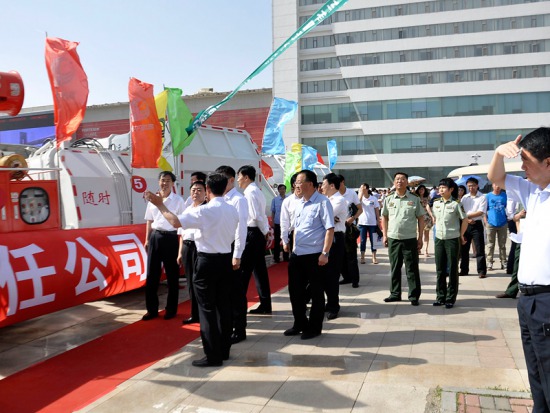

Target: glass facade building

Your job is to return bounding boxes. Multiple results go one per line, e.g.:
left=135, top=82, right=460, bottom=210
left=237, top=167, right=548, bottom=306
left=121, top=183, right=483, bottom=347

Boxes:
left=273, top=0, right=550, bottom=188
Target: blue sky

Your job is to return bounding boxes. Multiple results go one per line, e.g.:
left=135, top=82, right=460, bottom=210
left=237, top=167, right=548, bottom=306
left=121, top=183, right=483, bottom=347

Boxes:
left=1, top=0, right=273, bottom=108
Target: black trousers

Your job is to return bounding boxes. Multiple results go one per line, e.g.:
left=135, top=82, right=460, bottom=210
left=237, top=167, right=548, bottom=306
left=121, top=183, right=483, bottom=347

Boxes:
left=460, top=220, right=487, bottom=275
left=518, top=292, right=550, bottom=412
left=434, top=237, right=460, bottom=304
left=273, top=224, right=289, bottom=262
left=288, top=253, right=326, bottom=334
left=340, top=225, right=360, bottom=284
left=234, top=227, right=272, bottom=334
left=194, top=252, right=233, bottom=363
left=182, top=240, right=199, bottom=320
left=145, top=230, right=180, bottom=315
left=325, top=232, right=345, bottom=313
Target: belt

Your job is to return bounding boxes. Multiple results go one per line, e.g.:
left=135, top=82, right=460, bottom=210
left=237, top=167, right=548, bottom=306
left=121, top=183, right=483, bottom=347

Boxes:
left=183, top=239, right=195, bottom=245
left=198, top=251, right=231, bottom=257
left=519, top=284, right=550, bottom=296
left=154, top=229, right=177, bottom=235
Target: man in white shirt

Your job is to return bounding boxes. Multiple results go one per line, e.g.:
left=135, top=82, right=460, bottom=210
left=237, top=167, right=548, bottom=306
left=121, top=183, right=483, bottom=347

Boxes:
left=235, top=165, right=272, bottom=338
left=281, top=173, right=301, bottom=255
left=215, top=165, right=249, bottom=344
left=459, top=177, right=488, bottom=278
left=271, top=184, right=288, bottom=263
left=337, top=174, right=363, bottom=288
left=488, top=127, right=550, bottom=412
left=182, top=171, right=207, bottom=209
left=178, top=180, right=207, bottom=325
left=145, top=173, right=239, bottom=368
left=142, top=171, right=186, bottom=321
left=321, top=173, right=348, bottom=320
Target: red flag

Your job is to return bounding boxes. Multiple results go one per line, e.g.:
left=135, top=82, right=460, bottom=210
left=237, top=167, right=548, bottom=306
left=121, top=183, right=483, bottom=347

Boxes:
left=317, top=152, right=325, bottom=165
left=128, top=78, right=162, bottom=168
left=260, top=159, right=273, bottom=179
left=44, top=37, right=89, bottom=146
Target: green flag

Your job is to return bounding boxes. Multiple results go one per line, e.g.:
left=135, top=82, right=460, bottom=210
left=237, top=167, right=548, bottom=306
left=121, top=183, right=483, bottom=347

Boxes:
left=284, top=151, right=302, bottom=192
left=166, top=87, right=196, bottom=156
left=190, top=0, right=349, bottom=132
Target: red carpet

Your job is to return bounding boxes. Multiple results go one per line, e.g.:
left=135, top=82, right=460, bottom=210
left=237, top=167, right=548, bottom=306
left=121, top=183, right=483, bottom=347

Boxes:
left=0, top=262, right=288, bottom=413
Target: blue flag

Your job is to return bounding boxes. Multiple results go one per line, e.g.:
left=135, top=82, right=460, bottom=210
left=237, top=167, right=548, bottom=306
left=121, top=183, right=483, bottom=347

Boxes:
left=262, top=97, right=298, bottom=154
left=302, top=145, right=318, bottom=171
left=327, top=139, right=338, bottom=170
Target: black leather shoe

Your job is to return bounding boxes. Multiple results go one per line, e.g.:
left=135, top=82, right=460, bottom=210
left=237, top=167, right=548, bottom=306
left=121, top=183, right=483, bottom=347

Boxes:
left=230, top=332, right=247, bottom=344
left=383, top=296, right=401, bottom=303
left=352, top=283, right=359, bottom=288
left=410, top=300, right=420, bottom=306
left=164, top=312, right=177, bottom=320
left=283, top=327, right=302, bottom=336
left=301, top=330, right=321, bottom=340
left=445, top=302, right=454, bottom=309
left=339, top=280, right=352, bottom=285
left=432, top=301, right=444, bottom=306
left=182, top=317, right=199, bottom=325
left=327, top=312, right=338, bottom=320
left=249, top=306, right=272, bottom=314
left=478, top=273, right=487, bottom=278
left=142, top=312, right=158, bottom=321
left=192, top=357, right=222, bottom=368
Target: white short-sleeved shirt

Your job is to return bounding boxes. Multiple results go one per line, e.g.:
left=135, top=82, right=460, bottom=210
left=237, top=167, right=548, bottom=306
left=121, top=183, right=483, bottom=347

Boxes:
left=329, top=192, right=348, bottom=233
left=224, top=187, right=249, bottom=259
left=342, top=187, right=360, bottom=206
left=505, top=175, right=550, bottom=285
left=358, top=195, right=380, bottom=226
left=177, top=197, right=238, bottom=254
left=460, top=191, right=487, bottom=221
left=280, top=193, right=301, bottom=244
left=144, top=192, right=186, bottom=231
left=244, top=182, right=270, bottom=235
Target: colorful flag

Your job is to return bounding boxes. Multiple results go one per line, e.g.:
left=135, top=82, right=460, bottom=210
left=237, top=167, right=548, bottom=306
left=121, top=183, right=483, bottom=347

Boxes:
left=128, top=78, right=162, bottom=168
left=166, top=88, right=195, bottom=156
left=191, top=0, right=349, bottom=131
left=154, top=90, right=173, bottom=171
left=284, top=150, right=302, bottom=192
left=44, top=37, right=89, bottom=146
left=262, top=97, right=298, bottom=154
left=327, top=139, right=338, bottom=170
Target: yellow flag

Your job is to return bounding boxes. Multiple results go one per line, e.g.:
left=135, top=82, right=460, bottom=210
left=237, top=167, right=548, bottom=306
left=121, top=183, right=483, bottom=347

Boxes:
left=154, top=90, right=172, bottom=171
left=291, top=143, right=302, bottom=153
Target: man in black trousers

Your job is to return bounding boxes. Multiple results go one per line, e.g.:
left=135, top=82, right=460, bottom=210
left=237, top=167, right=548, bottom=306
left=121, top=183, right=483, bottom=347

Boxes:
left=146, top=173, right=238, bottom=367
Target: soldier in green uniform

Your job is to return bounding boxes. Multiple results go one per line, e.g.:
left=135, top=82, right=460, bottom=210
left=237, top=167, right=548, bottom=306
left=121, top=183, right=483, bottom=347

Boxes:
left=431, top=178, right=468, bottom=308
left=381, top=172, right=425, bottom=306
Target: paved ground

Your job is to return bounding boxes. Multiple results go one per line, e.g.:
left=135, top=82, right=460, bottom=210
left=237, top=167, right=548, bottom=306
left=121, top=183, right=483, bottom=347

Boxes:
left=0, top=244, right=534, bottom=412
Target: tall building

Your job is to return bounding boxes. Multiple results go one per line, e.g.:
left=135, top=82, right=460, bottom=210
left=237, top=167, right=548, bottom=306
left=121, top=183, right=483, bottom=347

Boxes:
left=273, top=0, right=550, bottom=188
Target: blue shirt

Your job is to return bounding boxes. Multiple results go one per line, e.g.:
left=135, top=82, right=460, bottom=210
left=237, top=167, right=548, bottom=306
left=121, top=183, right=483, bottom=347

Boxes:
left=271, top=195, right=286, bottom=225
left=486, top=191, right=508, bottom=227
left=293, top=191, right=334, bottom=255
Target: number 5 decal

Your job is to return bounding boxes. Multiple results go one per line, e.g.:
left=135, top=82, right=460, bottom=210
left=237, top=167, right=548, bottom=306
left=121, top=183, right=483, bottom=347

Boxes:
left=132, top=176, right=147, bottom=193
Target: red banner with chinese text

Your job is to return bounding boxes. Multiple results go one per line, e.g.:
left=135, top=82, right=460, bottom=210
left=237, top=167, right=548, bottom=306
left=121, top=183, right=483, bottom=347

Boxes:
left=128, top=78, right=162, bottom=168
left=0, top=224, right=147, bottom=328
left=45, top=37, right=89, bottom=146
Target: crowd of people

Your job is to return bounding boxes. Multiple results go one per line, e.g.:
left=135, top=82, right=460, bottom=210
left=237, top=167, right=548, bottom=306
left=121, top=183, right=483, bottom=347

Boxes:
left=139, top=128, right=550, bottom=413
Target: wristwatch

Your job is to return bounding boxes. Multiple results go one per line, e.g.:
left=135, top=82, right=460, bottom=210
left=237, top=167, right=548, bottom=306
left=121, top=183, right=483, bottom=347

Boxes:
left=322, top=251, right=329, bottom=257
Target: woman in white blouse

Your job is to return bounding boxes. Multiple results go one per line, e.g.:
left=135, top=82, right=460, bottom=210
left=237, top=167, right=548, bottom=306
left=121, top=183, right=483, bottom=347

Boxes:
left=358, top=183, right=380, bottom=264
